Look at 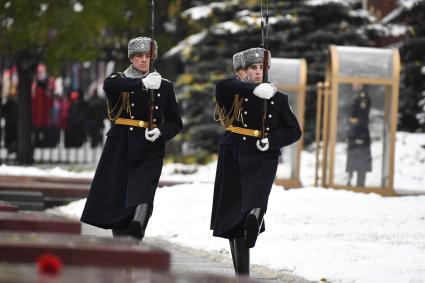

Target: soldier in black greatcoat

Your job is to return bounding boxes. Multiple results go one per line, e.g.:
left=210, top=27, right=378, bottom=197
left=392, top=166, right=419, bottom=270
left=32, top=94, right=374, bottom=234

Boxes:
left=211, top=48, right=302, bottom=276
left=81, top=37, right=183, bottom=241
left=346, top=83, right=372, bottom=187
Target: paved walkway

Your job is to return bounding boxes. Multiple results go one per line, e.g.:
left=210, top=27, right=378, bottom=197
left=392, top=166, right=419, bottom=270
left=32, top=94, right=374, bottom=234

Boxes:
left=82, top=223, right=313, bottom=283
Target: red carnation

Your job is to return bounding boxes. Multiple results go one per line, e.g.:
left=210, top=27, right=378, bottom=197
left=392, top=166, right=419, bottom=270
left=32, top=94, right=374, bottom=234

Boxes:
left=36, top=252, right=63, bottom=275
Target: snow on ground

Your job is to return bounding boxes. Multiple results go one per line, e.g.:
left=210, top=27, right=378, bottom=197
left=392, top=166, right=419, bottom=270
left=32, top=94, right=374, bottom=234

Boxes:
left=0, top=164, right=94, bottom=178
left=0, top=160, right=216, bottom=183
left=393, top=132, right=425, bottom=193
left=57, top=185, right=425, bottom=283
left=2, top=132, right=425, bottom=282
left=3, top=132, right=421, bottom=192
left=297, top=132, right=425, bottom=194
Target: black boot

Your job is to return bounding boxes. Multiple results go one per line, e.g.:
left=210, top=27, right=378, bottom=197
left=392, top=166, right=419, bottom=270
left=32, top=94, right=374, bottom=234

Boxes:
left=229, top=239, right=237, bottom=273
left=233, top=237, right=250, bottom=276
left=128, top=203, right=153, bottom=240
left=244, top=208, right=265, bottom=248
left=112, top=229, right=129, bottom=238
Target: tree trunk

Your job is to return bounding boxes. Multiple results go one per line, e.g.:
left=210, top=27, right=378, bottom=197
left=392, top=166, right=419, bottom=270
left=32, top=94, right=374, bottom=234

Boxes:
left=16, top=54, right=37, bottom=165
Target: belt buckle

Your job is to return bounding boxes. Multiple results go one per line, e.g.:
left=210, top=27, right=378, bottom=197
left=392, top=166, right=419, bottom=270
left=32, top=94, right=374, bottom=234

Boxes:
left=253, top=130, right=260, bottom=137
left=138, top=120, right=144, bottom=127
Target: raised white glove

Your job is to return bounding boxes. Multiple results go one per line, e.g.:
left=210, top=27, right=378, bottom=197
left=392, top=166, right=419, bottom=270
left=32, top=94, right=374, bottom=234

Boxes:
left=256, top=138, right=269, bottom=151
left=145, top=128, right=161, bottom=142
left=142, top=72, right=162, bottom=90
left=253, top=83, right=277, bottom=99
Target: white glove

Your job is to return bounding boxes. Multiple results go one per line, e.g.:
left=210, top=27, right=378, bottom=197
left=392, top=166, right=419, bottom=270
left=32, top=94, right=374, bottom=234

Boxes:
left=142, top=72, right=162, bottom=90
left=253, top=83, right=277, bottom=99
left=256, top=138, right=269, bottom=151
left=145, top=128, right=161, bottom=142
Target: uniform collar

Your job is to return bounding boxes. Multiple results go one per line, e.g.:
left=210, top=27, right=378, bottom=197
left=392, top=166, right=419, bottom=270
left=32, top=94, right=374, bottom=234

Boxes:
left=124, top=64, right=148, bottom=78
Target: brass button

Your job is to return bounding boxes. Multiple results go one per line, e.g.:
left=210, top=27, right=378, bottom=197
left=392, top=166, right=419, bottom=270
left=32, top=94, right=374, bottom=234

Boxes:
left=138, top=121, right=144, bottom=127
left=243, top=137, right=246, bottom=141
left=129, top=127, right=133, bottom=131
left=131, top=103, right=135, bottom=107
left=131, top=115, right=134, bottom=119
left=157, top=93, right=160, bottom=97
left=268, top=114, right=272, bottom=118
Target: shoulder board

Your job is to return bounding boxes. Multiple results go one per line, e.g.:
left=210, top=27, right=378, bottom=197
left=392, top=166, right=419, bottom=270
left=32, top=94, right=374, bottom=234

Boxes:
left=274, top=90, right=286, bottom=97
left=109, top=72, right=125, bottom=78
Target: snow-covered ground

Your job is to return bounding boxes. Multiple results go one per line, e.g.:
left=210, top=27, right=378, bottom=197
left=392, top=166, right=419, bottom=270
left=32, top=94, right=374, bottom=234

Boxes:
left=1, top=132, right=423, bottom=193
left=1, top=132, right=425, bottom=282
left=56, top=185, right=425, bottom=283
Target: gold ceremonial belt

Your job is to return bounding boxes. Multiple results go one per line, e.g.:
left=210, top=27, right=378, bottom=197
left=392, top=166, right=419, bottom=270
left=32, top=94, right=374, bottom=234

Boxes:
left=115, top=118, right=157, bottom=129
left=225, top=125, right=263, bottom=138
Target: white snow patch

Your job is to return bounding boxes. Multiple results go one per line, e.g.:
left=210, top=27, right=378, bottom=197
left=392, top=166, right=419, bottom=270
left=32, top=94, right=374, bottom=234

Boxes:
left=393, top=132, right=425, bottom=193
left=181, top=3, right=226, bottom=21
left=163, top=31, right=207, bottom=58
left=349, top=9, right=376, bottom=22
left=365, top=23, right=408, bottom=37
left=398, top=0, right=424, bottom=9
left=212, top=21, right=242, bottom=34
left=0, top=165, right=94, bottom=178
left=306, top=0, right=357, bottom=6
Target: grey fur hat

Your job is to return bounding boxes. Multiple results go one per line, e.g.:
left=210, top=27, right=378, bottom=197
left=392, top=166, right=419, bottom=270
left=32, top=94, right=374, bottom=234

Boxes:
left=242, top=47, right=271, bottom=68
left=128, top=37, right=158, bottom=59
left=232, top=52, right=244, bottom=71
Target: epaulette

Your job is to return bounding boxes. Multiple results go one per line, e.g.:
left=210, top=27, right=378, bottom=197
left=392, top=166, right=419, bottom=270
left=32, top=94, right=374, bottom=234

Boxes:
left=278, top=90, right=287, bottom=96
left=109, top=72, right=125, bottom=78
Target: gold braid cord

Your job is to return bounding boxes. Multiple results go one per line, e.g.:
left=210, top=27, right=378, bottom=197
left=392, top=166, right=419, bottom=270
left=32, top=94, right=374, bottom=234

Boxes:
left=213, top=94, right=243, bottom=127
left=107, top=91, right=132, bottom=121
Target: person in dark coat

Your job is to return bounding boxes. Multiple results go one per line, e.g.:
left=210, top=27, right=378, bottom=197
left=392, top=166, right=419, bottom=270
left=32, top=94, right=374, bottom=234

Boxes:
left=81, top=37, right=183, bottom=241
left=86, top=89, right=107, bottom=148
left=65, top=91, right=86, bottom=148
left=211, top=48, right=302, bottom=276
left=2, top=94, right=18, bottom=154
left=346, top=83, right=372, bottom=187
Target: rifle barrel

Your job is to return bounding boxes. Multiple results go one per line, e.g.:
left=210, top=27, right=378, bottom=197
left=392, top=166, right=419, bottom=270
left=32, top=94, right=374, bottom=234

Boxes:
left=148, top=0, right=155, bottom=131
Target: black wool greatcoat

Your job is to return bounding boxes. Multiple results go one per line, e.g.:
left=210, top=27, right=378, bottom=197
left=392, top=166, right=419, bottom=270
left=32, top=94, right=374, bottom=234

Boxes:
left=81, top=73, right=183, bottom=230
left=211, top=78, right=302, bottom=239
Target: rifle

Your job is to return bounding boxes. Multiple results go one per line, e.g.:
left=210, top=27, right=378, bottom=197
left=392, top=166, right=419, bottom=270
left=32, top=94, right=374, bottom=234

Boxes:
left=148, top=0, right=155, bottom=131
left=260, top=0, right=269, bottom=141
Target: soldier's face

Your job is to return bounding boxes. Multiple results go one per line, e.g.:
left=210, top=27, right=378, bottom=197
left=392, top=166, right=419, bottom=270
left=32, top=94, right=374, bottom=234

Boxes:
left=245, top=63, right=263, bottom=84
left=130, top=53, right=151, bottom=73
